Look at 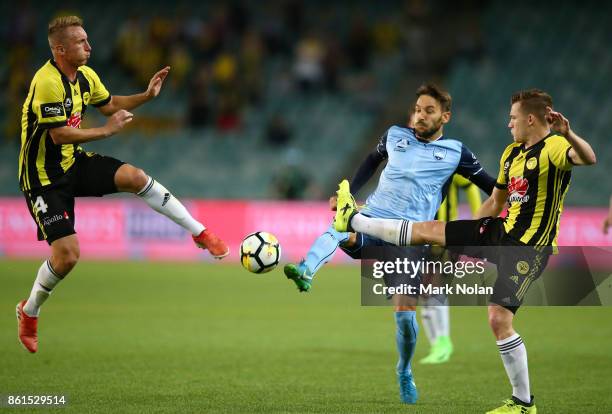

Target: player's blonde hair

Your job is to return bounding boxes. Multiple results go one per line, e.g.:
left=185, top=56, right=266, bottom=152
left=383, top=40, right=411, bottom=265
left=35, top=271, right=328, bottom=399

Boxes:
left=48, top=15, right=83, bottom=46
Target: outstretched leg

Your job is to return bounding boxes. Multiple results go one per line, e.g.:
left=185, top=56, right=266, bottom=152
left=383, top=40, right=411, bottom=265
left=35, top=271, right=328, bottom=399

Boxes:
left=284, top=225, right=352, bottom=292
left=333, top=179, right=446, bottom=246
left=115, top=164, right=228, bottom=258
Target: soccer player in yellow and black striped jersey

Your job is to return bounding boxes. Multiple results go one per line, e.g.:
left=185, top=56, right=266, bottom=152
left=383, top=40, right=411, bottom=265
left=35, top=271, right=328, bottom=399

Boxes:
left=16, top=16, right=229, bottom=354
left=337, top=89, right=596, bottom=413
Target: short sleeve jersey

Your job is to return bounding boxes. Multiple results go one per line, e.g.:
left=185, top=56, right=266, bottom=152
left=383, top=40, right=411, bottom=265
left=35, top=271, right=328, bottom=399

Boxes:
left=496, top=134, right=573, bottom=246
left=18, top=60, right=111, bottom=191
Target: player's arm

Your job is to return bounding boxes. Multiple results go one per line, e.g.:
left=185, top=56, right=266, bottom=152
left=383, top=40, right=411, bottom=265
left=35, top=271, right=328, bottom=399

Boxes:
left=547, top=107, right=596, bottom=166
left=349, top=149, right=386, bottom=194
left=476, top=187, right=507, bottom=218
left=49, top=110, right=133, bottom=144
left=98, top=67, right=170, bottom=116
left=475, top=144, right=513, bottom=219
left=456, top=144, right=495, bottom=195
left=330, top=131, right=388, bottom=210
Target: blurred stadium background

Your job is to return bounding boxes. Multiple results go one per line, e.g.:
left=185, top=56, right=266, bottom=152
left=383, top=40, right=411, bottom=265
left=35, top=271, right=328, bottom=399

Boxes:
left=1, top=1, right=611, bottom=413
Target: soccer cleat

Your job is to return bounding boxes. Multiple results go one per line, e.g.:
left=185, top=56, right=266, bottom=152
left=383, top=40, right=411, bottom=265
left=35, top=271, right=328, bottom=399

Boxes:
left=333, top=180, right=357, bottom=232
left=420, top=335, right=453, bottom=364
left=284, top=261, right=313, bottom=292
left=397, top=372, right=418, bottom=404
left=193, top=229, right=229, bottom=259
left=16, top=300, right=38, bottom=353
left=485, top=396, right=536, bottom=414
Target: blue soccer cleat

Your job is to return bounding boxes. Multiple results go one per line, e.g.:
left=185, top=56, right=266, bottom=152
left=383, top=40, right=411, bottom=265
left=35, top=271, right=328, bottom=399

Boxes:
left=398, top=372, right=418, bottom=404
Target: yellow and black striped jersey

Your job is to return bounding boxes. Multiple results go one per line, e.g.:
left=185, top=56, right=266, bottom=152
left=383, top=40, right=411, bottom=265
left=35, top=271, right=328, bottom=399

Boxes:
left=18, top=60, right=111, bottom=192
left=436, top=175, right=482, bottom=222
left=496, top=133, right=573, bottom=247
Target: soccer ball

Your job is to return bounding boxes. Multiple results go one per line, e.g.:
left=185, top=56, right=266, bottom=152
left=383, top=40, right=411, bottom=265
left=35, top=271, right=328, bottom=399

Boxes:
left=240, top=231, right=281, bottom=274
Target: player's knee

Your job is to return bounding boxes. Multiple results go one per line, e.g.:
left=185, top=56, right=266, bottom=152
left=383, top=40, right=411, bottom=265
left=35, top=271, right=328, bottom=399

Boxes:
left=488, top=309, right=512, bottom=338
left=340, top=232, right=358, bottom=248
left=116, top=164, right=149, bottom=193
left=131, top=167, right=149, bottom=190
left=53, top=244, right=80, bottom=274
left=395, top=305, right=417, bottom=312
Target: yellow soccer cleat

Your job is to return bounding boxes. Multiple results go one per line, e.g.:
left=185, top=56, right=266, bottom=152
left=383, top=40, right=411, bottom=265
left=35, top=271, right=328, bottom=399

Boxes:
left=333, top=180, right=357, bottom=232
left=486, top=397, right=536, bottom=414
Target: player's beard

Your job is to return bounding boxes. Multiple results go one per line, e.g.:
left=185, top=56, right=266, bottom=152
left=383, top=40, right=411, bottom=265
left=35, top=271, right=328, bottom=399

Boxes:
left=415, top=117, right=443, bottom=140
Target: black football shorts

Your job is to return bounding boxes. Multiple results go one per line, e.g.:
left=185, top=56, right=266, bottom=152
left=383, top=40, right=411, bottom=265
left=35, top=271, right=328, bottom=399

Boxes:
left=23, top=152, right=124, bottom=244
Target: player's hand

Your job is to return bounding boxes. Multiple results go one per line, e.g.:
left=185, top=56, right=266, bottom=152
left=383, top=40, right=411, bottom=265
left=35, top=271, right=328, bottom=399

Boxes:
left=329, top=196, right=338, bottom=211
left=604, top=217, right=611, bottom=235
left=546, top=106, right=570, bottom=136
left=106, top=109, right=133, bottom=135
left=146, top=66, right=171, bottom=99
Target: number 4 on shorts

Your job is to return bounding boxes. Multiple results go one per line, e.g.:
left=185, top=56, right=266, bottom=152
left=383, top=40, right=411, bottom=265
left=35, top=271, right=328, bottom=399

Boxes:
left=33, top=195, right=48, bottom=214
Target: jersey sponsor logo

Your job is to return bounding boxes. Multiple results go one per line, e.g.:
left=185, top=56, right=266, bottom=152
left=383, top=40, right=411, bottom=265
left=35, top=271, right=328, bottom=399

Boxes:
left=42, top=214, right=65, bottom=226
left=526, top=157, right=537, bottom=170
left=508, top=176, right=530, bottom=203
left=67, top=112, right=82, bottom=128
left=64, top=97, right=73, bottom=112
left=510, top=275, right=520, bottom=284
left=40, top=102, right=64, bottom=118
left=433, top=147, right=447, bottom=160
left=394, top=138, right=409, bottom=152
left=516, top=261, right=530, bottom=275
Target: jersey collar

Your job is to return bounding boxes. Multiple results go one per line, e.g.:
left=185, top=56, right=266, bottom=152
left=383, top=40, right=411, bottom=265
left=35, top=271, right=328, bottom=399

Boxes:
left=49, top=59, right=79, bottom=85
left=415, top=134, right=445, bottom=144
left=521, top=131, right=554, bottom=152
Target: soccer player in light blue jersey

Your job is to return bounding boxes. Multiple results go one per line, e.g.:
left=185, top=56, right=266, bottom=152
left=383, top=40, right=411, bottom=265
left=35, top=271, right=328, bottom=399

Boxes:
left=284, top=84, right=495, bottom=404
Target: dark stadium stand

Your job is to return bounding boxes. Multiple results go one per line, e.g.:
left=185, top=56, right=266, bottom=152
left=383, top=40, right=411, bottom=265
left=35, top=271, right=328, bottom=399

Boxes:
left=1, top=0, right=609, bottom=204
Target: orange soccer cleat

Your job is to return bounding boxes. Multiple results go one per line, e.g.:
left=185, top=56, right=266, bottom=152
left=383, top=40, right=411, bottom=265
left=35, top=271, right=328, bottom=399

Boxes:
left=193, top=229, right=229, bottom=259
left=16, top=300, right=38, bottom=353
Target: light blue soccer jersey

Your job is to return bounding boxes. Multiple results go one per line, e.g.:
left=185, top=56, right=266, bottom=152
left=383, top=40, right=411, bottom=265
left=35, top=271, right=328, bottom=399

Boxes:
left=361, top=125, right=489, bottom=221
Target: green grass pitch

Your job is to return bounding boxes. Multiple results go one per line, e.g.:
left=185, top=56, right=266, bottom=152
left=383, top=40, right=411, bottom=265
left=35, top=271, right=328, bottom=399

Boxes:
left=1, top=260, right=611, bottom=413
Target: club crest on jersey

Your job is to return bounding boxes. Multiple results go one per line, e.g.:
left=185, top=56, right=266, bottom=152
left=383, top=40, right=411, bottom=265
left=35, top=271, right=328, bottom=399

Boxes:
left=394, top=138, right=409, bottom=152
left=508, top=176, right=530, bottom=203
left=526, top=157, right=537, bottom=170
left=433, top=147, right=447, bottom=160
left=516, top=261, right=530, bottom=275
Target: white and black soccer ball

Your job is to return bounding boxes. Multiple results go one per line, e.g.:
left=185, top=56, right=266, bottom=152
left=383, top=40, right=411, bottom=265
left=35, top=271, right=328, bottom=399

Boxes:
left=240, top=231, right=281, bottom=274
